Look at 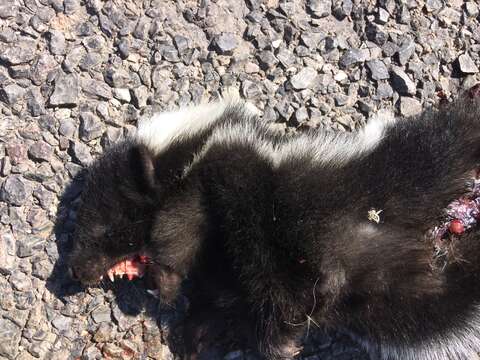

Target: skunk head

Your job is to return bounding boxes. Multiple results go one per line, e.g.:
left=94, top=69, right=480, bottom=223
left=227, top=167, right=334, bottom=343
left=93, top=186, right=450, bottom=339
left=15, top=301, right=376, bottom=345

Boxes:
left=69, top=140, right=159, bottom=286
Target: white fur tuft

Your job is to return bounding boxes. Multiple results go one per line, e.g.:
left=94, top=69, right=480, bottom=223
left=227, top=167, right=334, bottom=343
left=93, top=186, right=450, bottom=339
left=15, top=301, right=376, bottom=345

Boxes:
left=136, top=88, right=244, bottom=155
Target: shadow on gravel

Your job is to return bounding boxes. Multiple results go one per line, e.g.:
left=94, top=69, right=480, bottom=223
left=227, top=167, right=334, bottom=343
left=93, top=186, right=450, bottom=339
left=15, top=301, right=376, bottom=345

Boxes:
left=46, top=170, right=86, bottom=300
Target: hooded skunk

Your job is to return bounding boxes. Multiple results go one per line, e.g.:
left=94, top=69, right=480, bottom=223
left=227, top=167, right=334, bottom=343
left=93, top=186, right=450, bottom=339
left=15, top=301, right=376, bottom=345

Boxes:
left=68, top=88, right=480, bottom=359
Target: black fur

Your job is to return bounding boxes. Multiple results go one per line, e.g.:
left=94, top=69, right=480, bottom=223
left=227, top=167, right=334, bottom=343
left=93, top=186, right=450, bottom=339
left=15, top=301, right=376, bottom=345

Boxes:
left=69, top=96, right=480, bottom=359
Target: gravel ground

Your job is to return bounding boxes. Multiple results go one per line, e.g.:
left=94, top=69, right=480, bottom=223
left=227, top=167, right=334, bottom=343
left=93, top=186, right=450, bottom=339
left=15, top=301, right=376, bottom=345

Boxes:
left=0, top=0, right=479, bottom=359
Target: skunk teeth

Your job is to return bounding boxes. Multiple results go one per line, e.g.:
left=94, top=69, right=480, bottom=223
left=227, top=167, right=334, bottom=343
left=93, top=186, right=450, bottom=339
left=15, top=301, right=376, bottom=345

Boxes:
left=107, top=270, right=114, bottom=282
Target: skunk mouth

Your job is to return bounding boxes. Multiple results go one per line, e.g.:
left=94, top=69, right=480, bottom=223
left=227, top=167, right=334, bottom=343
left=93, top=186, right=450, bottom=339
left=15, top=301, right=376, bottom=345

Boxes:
left=104, top=254, right=152, bottom=282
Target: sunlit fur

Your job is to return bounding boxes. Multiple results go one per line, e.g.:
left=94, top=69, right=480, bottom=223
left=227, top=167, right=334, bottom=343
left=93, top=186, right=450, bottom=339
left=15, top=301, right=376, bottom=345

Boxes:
left=69, top=93, right=480, bottom=360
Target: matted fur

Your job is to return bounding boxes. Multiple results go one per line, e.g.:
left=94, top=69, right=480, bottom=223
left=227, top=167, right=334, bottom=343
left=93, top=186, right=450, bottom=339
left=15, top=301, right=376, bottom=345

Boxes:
left=69, top=94, right=480, bottom=360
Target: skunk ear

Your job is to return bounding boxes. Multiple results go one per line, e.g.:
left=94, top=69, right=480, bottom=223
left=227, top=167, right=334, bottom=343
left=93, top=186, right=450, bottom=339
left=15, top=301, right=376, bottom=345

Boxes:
left=128, top=144, right=158, bottom=194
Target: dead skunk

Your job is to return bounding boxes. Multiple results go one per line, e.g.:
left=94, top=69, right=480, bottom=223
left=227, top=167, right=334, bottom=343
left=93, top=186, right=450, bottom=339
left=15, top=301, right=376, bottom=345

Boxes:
left=68, top=87, right=480, bottom=360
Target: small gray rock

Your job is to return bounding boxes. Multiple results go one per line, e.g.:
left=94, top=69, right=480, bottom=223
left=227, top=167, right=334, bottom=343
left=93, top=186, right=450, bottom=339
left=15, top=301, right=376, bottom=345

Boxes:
left=9, top=270, right=32, bottom=291
left=50, top=73, right=79, bottom=106
left=26, top=88, right=46, bottom=116
left=244, top=62, right=259, bottom=74
left=83, top=345, right=103, bottom=360
left=1, top=157, right=11, bottom=177
left=48, top=30, right=66, bottom=55
left=59, top=119, right=76, bottom=138
left=70, top=141, right=93, bottom=166
left=376, top=81, right=394, bottom=99
left=457, top=54, right=479, bottom=74
left=133, top=16, right=151, bottom=40
left=465, top=2, right=479, bottom=17
left=32, top=259, right=53, bottom=280
left=103, top=343, right=125, bottom=358
left=101, top=127, right=124, bottom=148
left=8, top=64, right=30, bottom=79
left=276, top=48, right=296, bottom=68
left=397, top=40, right=415, bottom=65
left=0, top=39, right=36, bottom=65
left=398, top=4, right=411, bottom=24
left=63, top=46, right=86, bottom=73
left=334, top=93, right=349, bottom=106
left=16, top=235, right=44, bottom=258
left=79, top=52, right=103, bottom=71
left=1, top=175, right=31, bottom=206
left=399, top=97, right=422, bottom=117
left=0, top=318, right=21, bottom=359
left=215, top=33, right=238, bottom=53
left=339, top=48, right=367, bottom=68
left=112, top=303, right=138, bottom=331
left=0, top=3, right=17, bottom=19
left=300, top=33, right=324, bottom=50
left=80, top=112, right=104, bottom=141
left=131, top=85, right=149, bottom=108
left=438, top=7, right=461, bottom=25
left=6, top=142, right=27, bottom=165
left=308, top=0, right=332, bottom=17
left=112, top=88, right=131, bottom=103
left=28, top=141, right=53, bottom=162
left=357, top=99, right=375, bottom=113
left=382, top=41, right=398, bottom=57
left=377, top=8, right=390, bottom=24
left=425, top=0, right=443, bottom=12
left=390, top=66, right=416, bottom=95
left=31, top=54, right=58, bottom=86
left=159, top=44, right=180, bottom=62
left=64, top=0, right=80, bottom=14
left=82, top=78, right=113, bottom=100
left=257, top=51, right=278, bottom=70
left=0, top=84, right=26, bottom=105
left=366, top=59, right=389, bottom=80
left=51, top=315, right=73, bottom=332
left=117, top=38, right=130, bottom=59
left=0, top=230, right=16, bottom=275
left=33, top=186, right=56, bottom=210
left=336, top=114, right=354, bottom=129
left=173, top=35, right=189, bottom=53
left=333, top=0, right=353, bottom=19
left=93, top=322, right=114, bottom=343
left=104, top=67, right=131, bottom=88
left=91, top=305, right=111, bottom=323
left=241, top=80, right=262, bottom=99
left=295, top=107, right=309, bottom=122
left=290, top=67, right=317, bottom=89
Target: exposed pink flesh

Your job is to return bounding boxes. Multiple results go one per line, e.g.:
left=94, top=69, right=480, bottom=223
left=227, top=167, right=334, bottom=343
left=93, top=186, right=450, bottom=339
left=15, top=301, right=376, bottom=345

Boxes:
left=431, top=179, right=480, bottom=241
left=431, top=84, right=480, bottom=244
left=429, top=176, right=480, bottom=267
